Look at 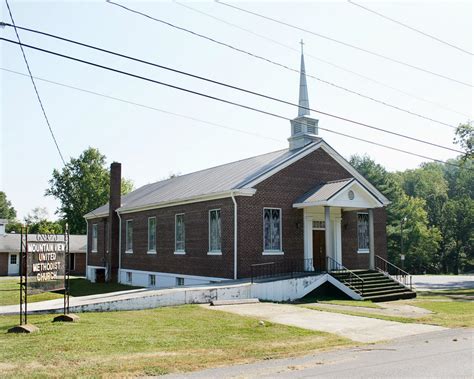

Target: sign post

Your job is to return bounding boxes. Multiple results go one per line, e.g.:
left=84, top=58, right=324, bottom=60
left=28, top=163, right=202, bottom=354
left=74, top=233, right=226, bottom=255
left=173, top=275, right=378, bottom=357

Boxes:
left=8, top=226, right=79, bottom=333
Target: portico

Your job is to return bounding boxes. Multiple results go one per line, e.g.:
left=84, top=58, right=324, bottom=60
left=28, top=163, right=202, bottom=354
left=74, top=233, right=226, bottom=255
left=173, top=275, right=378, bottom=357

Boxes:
left=294, top=178, right=385, bottom=272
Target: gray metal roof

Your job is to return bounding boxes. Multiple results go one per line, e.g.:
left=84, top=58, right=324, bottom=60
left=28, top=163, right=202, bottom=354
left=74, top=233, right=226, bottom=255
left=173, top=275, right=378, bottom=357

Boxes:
left=85, top=145, right=312, bottom=217
left=295, top=178, right=354, bottom=204
left=0, top=234, right=86, bottom=253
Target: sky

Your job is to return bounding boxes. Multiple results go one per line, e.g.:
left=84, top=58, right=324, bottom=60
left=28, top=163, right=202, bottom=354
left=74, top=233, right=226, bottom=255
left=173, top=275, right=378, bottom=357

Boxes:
left=1, top=0, right=472, bottom=221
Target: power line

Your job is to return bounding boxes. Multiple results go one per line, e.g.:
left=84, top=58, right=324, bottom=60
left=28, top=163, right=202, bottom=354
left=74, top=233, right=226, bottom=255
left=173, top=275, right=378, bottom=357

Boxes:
left=3, top=0, right=66, bottom=165
left=104, top=1, right=460, bottom=129
left=0, top=37, right=466, bottom=169
left=174, top=0, right=470, bottom=119
left=0, top=67, right=284, bottom=143
left=215, top=0, right=473, bottom=88
left=348, top=0, right=473, bottom=56
left=0, top=24, right=462, bottom=154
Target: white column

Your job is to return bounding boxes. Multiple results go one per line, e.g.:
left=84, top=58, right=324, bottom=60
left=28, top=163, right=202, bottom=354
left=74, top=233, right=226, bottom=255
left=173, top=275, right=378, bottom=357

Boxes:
left=335, top=217, right=342, bottom=264
left=368, top=209, right=375, bottom=270
left=325, top=206, right=332, bottom=269
left=303, top=210, right=314, bottom=271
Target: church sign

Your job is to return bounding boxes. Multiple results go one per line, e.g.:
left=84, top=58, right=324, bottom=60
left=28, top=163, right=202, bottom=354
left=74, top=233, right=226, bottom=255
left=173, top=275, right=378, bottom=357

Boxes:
left=27, top=235, right=66, bottom=293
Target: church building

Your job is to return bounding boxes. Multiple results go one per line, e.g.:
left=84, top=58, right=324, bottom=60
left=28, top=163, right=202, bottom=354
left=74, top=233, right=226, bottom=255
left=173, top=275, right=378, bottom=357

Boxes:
left=84, top=49, right=392, bottom=292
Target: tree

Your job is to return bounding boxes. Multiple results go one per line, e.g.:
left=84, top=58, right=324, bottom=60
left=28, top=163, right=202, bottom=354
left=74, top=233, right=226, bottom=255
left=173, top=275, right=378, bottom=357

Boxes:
left=0, top=191, right=17, bottom=220
left=454, top=122, right=474, bottom=160
left=24, top=207, right=64, bottom=234
left=46, top=147, right=134, bottom=234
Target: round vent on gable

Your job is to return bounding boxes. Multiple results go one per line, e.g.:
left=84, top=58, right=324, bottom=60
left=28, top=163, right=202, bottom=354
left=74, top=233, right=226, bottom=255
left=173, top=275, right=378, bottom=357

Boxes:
left=348, top=190, right=355, bottom=200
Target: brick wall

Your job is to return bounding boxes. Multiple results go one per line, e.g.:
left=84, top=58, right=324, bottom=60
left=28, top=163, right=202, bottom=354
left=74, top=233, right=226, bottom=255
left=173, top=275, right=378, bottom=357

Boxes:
left=120, top=198, right=235, bottom=279
left=0, top=253, right=8, bottom=275
left=71, top=253, right=86, bottom=276
left=237, top=148, right=353, bottom=277
left=341, top=208, right=388, bottom=269
left=87, top=218, right=108, bottom=268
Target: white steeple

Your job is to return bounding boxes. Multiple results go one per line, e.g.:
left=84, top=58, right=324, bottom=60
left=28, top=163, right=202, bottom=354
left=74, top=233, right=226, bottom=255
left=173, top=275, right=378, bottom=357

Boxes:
left=288, top=40, right=320, bottom=151
left=298, top=40, right=310, bottom=117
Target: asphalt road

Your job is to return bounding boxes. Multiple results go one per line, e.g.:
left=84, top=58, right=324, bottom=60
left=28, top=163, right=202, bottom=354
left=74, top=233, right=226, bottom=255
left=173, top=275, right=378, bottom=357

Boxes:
left=167, top=328, right=473, bottom=378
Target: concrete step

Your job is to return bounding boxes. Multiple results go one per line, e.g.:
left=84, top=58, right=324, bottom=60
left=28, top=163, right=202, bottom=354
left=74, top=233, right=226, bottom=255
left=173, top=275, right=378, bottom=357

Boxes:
left=364, top=291, right=417, bottom=302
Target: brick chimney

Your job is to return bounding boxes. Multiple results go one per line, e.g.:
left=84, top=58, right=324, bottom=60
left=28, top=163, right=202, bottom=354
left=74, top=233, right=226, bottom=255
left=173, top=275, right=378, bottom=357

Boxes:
left=107, top=162, right=121, bottom=282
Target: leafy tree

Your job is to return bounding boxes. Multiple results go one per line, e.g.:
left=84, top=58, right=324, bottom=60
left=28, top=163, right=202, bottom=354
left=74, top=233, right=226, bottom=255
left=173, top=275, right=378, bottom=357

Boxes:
left=24, top=207, right=64, bottom=234
left=0, top=191, right=17, bottom=220
left=46, top=147, right=134, bottom=234
left=454, top=122, right=473, bottom=160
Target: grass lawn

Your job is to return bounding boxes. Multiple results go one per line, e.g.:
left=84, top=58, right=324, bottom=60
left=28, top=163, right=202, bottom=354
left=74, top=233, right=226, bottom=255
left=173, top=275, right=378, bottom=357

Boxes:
left=0, top=278, right=139, bottom=306
left=0, top=305, right=353, bottom=377
left=302, top=289, right=474, bottom=328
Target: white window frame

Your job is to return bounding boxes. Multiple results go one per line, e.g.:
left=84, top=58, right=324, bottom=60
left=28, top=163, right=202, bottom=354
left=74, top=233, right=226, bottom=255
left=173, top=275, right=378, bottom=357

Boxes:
left=208, top=209, right=222, bottom=255
left=149, top=274, right=156, bottom=287
left=91, top=223, right=98, bottom=253
left=125, top=219, right=133, bottom=254
left=357, top=212, right=370, bottom=254
left=147, top=217, right=157, bottom=254
left=10, top=254, right=17, bottom=265
left=262, top=207, right=284, bottom=255
left=174, top=213, right=186, bottom=254
left=176, top=277, right=184, bottom=286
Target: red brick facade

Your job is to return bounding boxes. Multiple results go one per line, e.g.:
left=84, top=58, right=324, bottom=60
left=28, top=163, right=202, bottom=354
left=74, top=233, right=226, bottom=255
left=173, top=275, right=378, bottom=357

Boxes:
left=0, top=253, right=8, bottom=276
left=87, top=148, right=388, bottom=279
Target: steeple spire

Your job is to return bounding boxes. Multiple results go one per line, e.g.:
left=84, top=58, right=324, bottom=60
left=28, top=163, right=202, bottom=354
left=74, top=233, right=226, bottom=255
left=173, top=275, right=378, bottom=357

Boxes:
left=298, top=39, right=310, bottom=117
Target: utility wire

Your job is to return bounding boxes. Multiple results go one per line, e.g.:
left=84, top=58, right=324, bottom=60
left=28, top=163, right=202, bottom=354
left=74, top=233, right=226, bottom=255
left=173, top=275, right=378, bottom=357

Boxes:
left=3, top=0, right=66, bottom=165
left=174, top=0, right=470, bottom=119
left=348, top=0, right=473, bottom=56
left=0, top=23, right=462, bottom=154
left=104, top=1, right=460, bottom=129
left=1, top=67, right=284, bottom=143
left=0, top=37, right=466, bottom=169
left=215, top=0, right=473, bottom=88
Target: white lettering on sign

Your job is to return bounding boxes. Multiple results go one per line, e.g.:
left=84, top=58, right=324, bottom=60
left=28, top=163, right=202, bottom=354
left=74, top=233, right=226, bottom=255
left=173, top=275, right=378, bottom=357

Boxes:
left=28, top=241, right=66, bottom=284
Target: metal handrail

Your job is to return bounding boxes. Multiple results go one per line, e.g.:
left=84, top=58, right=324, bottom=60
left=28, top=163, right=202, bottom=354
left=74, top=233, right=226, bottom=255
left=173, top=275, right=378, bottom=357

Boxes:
left=326, top=256, right=364, bottom=295
left=375, top=255, right=412, bottom=290
left=250, top=258, right=315, bottom=283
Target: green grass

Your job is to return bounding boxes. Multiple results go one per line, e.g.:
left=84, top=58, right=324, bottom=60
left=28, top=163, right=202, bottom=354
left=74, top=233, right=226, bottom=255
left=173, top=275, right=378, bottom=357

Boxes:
left=0, top=305, right=353, bottom=377
left=302, top=289, right=474, bottom=328
left=0, top=278, right=139, bottom=306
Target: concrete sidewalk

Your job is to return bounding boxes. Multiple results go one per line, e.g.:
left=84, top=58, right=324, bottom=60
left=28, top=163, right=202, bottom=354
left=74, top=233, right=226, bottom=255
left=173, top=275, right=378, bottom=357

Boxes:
left=412, top=274, right=474, bottom=291
left=205, top=303, right=445, bottom=343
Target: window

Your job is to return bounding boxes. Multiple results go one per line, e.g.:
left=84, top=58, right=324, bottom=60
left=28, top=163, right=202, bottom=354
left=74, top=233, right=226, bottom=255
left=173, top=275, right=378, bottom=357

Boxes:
left=263, top=208, right=282, bottom=252
left=175, top=214, right=185, bottom=253
left=209, top=209, right=221, bottom=253
left=125, top=220, right=133, bottom=252
left=126, top=272, right=132, bottom=283
left=176, top=277, right=184, bottom=286
left=149, top=274, right=156, bottom=287
left=92, top=224, right=98, bottom=252
left=357, top=213, right=370, bottom=252
left=312, top=220, right=325, bottom=229
left=10, top=254, right=17, bottom=265
left=148, top=217, right=156, bottom=252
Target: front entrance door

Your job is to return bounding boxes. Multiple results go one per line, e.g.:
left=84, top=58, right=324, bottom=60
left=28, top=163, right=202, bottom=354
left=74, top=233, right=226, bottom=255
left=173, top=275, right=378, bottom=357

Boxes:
left=8, top=253, right=19, bottom=275
left=312, top=230, right=326, bottom=271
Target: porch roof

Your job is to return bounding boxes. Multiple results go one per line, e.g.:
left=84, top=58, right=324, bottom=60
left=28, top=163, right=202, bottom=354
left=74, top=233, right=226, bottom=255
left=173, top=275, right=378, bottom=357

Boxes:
left=293, top=178, right=384, bottom=209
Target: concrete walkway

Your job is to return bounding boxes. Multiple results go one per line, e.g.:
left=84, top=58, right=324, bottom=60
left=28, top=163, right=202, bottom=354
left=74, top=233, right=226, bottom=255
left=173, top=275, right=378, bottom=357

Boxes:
left=307, top=301, right=433, bottom=318
left=205, top=303, right=444, bottom=343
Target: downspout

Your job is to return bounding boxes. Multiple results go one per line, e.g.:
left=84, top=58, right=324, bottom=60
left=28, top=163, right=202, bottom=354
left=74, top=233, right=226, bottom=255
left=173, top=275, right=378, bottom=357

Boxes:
left=117, top=211, right=122, bottom=284
left=231, top=191, right=238, bottom=280
left=85, top=219, right=89, bottom=279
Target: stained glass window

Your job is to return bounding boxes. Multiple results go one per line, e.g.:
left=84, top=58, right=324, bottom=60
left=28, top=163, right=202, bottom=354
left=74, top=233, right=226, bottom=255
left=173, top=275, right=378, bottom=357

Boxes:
left=92, top=224, right=98, bottom=252
left=126, top=220, right=133, bottom=252
left=209, top=209, right=221, bottom=252
left=357, top=213, right=369, bottom=250
left=264, top=208, right=281, bottom=251
left=148, top=217, right=156, bottom=252
left=175, top=214, right=185, bottom=252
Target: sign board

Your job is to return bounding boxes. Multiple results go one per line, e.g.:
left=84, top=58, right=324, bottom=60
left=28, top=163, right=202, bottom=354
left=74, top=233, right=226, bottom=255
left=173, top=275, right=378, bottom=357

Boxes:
left=27, top=235, right=67, bottom=293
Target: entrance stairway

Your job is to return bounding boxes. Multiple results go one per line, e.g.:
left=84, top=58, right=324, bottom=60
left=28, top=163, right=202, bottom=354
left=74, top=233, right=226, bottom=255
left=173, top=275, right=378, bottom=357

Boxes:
left=330, top=269, right=416, bottom=302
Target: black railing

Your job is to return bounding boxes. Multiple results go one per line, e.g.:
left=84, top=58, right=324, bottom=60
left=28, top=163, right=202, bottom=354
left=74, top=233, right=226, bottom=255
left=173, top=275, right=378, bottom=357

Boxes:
left=375, top=255, right=412, bottom=290
left=250, top=258, right=316, bottom=283
left=327, top=256, right=365, bottom=295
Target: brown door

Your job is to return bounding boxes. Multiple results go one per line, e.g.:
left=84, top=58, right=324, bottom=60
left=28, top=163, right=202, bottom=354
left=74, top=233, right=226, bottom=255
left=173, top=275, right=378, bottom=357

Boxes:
left=312, top=230, right=326, bottom=271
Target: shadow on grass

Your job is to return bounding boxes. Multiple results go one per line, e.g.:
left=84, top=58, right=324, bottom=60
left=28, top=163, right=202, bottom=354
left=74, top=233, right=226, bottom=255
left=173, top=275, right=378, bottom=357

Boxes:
left=54, top=278, right=141, bottom=297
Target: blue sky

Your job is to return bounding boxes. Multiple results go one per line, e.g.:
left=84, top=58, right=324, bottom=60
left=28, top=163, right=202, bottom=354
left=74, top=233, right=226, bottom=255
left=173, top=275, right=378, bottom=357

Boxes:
left=1, top=0, right=472, bottom=220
